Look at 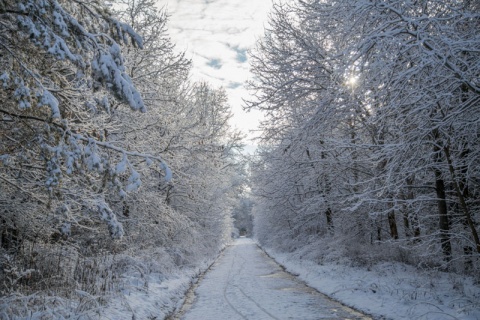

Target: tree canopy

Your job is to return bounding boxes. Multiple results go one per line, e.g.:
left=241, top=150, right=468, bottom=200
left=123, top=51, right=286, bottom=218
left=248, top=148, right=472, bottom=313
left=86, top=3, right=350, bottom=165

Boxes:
left=0, top=1, right=245, bottom=316
left=248, top=0, right=480, bottom=272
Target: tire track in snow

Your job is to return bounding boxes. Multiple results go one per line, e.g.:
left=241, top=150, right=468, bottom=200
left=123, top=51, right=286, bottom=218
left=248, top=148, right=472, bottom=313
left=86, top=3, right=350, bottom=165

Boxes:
left=223, top=252, right=248, bottom=319
left=234, top=247, right=279, bottom=320
left=180, top=238, right=372, bottom=320
left=236, top=286, right=279, bottom=320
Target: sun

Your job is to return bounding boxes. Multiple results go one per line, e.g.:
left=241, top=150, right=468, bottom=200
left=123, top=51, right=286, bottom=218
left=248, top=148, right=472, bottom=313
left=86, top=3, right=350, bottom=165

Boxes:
left=346, top=76, right=358, bottom=87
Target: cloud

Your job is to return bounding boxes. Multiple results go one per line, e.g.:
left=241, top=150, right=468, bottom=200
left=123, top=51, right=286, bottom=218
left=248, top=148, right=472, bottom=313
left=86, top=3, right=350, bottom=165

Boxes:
left=156, top=0, right=272, bottom=141
left=233, top=47, right=248, bottom=63
left=207, top=58, right=222, bottom=70
left=228, top=82, right=242, bottom=89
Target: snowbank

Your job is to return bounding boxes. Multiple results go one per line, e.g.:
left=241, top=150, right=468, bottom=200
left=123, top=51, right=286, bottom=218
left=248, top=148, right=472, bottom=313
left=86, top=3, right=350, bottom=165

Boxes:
left=262, top=246, right=480, bottom=320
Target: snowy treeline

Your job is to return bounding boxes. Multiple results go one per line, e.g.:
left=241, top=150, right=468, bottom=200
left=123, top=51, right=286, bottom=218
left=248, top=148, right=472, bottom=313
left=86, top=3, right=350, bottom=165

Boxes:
left=247, top=0, right=480, bottom=275
left=0, top=0, right=244, bottom=316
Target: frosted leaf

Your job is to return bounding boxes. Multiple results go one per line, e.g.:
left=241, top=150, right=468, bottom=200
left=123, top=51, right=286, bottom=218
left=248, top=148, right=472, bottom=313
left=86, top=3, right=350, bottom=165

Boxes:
left=85, top=141, right=103, bottom=172
left=41, top=143, right=62, bottom=190
left=0, top=155, right=11, bottom=165
left=160, top=161, right=172, bottom=182
left=55, top=203, right=69, bottom=216
left=115, top=154, right=128, bottom=174
left=47, top=36, right=78, bottom=61
left=93, top=50, right=146, bottom=112
left=87, top=156, right=96, bottom=170
left=112, top=20, right=144, bottom=49
left=52, top=10, right=69, bottom=37
left=85, top=101, right=97, bottom=113
left=60, top=223, right=71, bottom=236
left=16, top=1, right=146, bottom=113
left=64, top=149, right=78, bottom=174
left=45, top=157, right=62, bottom=189
left=0, top=72, right=9, bottom=88
left=17, top=16, right=41, bottom=39
left=66, top=136, right=82, bottom=174
left=97, top=201, right=124, bottom=239
left=14, top=78, right=31, bottom=109
left=126, top=168, right=141, bottom=192
left=101, top=96, right=110, bottom=113
left=38, top=90, right=61, bottom=118
left=18, top=100, right=31, bottom=109
left=109, top=43, right=123, bottom=66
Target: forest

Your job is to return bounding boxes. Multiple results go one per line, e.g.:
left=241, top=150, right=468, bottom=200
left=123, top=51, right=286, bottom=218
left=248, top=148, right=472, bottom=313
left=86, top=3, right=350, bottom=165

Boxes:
left=248, top=0, right=480, bottom=275
left=0, top=0, right=479, bottom=318
left=0, top=0, right=248, bottom=317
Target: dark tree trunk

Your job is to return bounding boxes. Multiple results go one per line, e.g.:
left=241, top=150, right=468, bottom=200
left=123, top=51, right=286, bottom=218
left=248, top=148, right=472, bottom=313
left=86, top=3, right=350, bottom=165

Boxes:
left=403, top=177, right=420, bottom=240
left=432, top=129, right=452, bottom=261
left=376, top=218, right=382, bottom=242
left=325, top=207, right=333, bottom=233
left=388, top=209, right=399, bottom=240
left=443, top=146, right=480, bottom=254
left=434, top=169, right=452, bottom=261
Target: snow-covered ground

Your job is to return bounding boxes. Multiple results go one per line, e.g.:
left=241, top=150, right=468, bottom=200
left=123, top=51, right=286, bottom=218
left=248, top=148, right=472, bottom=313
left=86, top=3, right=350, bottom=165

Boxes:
left=0, top=251, right=219, bottom=319
left=5, top=238, right=478, bottom=319
left=100, top=270, right=195, bottom=319
left=100, top=260, right=215, bottom=320
left=175, top=238, right=369, bottom=319
left=263, top=245, right=480, bottom=320
left=104, top=238, right=479, bottom=320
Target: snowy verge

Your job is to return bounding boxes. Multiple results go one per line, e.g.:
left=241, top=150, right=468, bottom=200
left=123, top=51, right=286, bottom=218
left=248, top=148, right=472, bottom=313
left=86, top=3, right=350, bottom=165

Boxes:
left=100, top=269, right=197, bottom=320
left=101, top=254, right=223, bottom=320
left=260, top=245, right=480, bottom=320
left=0, top=253, right=221, bottom=319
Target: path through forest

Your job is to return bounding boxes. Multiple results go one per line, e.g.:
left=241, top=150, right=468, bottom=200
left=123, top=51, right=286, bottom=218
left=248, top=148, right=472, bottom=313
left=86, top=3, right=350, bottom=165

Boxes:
left=173, top=238, right=371, bottom=320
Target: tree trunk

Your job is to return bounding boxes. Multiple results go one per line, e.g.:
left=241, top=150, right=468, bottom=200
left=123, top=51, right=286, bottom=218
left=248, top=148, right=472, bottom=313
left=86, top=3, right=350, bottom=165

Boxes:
left=376, top=217, right=382, bottom=242
left=314, top=145, right=334, bottom=235
left=388, top=211, right=399, bottom=240
left=403, top=207, right=411, bottom=237
left=443, top=146, right=480, bottom=254
left=403, top=177, right=420, bottom=240
left=434, top=168, right=452, bottom=261
left=325, top=207, right=334, bottom=234
left=432, top=129, right=452, bottom=261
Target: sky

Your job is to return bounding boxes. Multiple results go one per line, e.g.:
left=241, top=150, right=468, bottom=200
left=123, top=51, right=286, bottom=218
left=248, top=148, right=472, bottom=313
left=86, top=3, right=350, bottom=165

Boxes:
left=155, top=0, right=273, bottom=146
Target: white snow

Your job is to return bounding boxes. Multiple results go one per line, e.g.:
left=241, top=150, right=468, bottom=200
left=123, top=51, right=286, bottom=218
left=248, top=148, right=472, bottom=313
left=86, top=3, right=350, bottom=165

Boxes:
left=97, top=200, right=124, bottom=239
left=263, top=245, right=480, bottom=320
left=126, top=168, right=141, bottom=192
left=4, top=238, right=478, bottom=319
left=0, top=72, right=9, bottom=87
left=13, top=78, right=31, bottom=109
left=178, top=238, right=369, bottom=320
left=103, top=271, right=195, bottom=320
left=84, top=141, right=103, bottom=172
left=99, top=238, right=480, bottom=320
left=38, top=90, right=61, bottom=118
left=92, top=51, right=146, bottom=112
left=115, top=154, right=128, bottom=175
left=100, top=258, right=217, bottom=320
left=160, top=161, right=173, bottom=182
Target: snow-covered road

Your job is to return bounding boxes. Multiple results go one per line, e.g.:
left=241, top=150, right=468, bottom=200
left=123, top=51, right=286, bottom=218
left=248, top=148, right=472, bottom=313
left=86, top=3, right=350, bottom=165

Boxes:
left=175, top=238, right=371, bottom=320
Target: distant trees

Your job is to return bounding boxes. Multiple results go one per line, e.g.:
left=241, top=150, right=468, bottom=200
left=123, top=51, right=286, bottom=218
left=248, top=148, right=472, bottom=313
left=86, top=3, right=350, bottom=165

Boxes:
left=248, top=0, right=480, bottom=273
left=0, top=0, right=244, bottom=314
